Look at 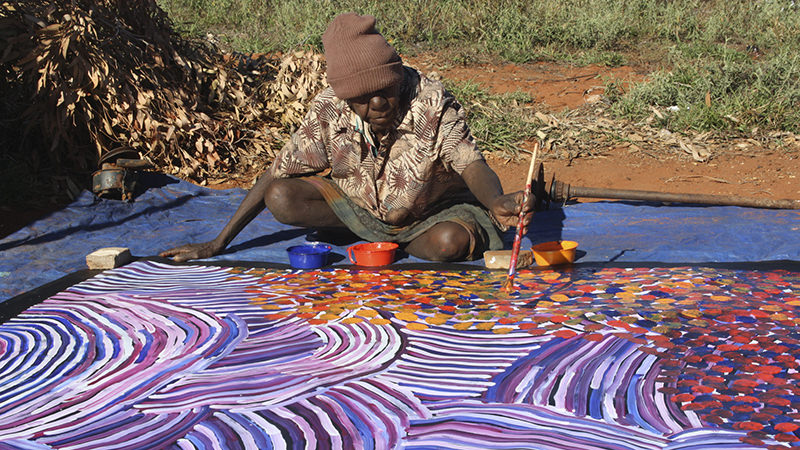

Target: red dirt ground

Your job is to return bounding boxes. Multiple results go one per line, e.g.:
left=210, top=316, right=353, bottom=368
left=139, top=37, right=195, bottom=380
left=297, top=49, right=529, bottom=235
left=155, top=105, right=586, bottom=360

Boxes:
left=2, top=57, right=798, bottom=239
left=403, top=54, right=799, bottom=202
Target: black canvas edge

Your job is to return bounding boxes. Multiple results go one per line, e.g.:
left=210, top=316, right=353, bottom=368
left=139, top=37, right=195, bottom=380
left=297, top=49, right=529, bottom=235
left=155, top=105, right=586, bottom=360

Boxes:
left=1, top=269, right=104, bottom=323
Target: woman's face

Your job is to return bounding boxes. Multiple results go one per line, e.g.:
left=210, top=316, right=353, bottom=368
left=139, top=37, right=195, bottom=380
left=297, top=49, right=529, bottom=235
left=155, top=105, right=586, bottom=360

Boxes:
left=346, top=82, right=402, bottom=133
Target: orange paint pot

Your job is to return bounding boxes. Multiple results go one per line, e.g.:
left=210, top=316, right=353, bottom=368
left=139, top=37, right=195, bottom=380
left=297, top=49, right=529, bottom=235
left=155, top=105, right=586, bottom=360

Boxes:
left=347, top=242, right=399, bottom=267
left=532, top=240, right=578, bottom=267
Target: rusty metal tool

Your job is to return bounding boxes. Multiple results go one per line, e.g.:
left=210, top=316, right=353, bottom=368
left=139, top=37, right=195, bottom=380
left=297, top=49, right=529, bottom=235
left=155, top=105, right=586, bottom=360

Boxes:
left=546, top=179, right=800, bottom=210
left=92, top=147, right=151, bottom=201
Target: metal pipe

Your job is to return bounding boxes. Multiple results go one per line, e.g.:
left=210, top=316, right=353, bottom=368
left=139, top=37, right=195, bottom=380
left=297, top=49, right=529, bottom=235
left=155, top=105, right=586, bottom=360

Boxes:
left=550, top=180, right=800, bottom=209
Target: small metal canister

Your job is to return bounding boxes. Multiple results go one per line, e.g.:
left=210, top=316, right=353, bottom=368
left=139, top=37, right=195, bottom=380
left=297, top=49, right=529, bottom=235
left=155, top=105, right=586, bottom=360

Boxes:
left=92, top=147, right=150, bottom=201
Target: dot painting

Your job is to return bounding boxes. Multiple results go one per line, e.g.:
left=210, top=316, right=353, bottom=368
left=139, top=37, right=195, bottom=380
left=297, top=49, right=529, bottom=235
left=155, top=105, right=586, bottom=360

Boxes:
left=0, top=260, right=798, bottom=449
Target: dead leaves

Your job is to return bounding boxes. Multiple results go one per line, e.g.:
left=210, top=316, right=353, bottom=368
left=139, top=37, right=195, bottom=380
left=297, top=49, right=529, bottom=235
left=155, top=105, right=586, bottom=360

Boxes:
left=262, top=51, right=327, bottom=129
left=1, top=0, right=329, bottom=184
left=529, top=105, right=719, bottom=163
left=679, top=137, right=711, bottom=162
left=528, top=101, right=800, bottom=166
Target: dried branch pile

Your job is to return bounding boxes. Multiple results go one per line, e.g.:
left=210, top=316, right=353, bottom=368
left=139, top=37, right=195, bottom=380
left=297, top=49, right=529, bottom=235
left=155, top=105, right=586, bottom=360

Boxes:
left=0, top=0, right=327, bottom=189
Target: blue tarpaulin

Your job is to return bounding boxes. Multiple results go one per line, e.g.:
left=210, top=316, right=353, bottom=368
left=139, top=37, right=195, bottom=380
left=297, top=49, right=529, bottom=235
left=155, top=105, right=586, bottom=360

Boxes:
left=2, top=173, right=799, bottom=301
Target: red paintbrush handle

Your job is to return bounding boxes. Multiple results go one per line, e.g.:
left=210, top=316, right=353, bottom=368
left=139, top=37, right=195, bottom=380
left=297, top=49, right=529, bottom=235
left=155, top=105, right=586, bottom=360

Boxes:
left=505, top=185, right=532, bottom=279
left=503, top=142, right=539, bottom=290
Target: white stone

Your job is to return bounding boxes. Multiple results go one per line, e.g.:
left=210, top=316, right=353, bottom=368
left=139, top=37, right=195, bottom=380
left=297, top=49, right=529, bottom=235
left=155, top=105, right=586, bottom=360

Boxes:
left=483, top=250, right=533, bottom=270
left=86, top=247, right=132, bottom=270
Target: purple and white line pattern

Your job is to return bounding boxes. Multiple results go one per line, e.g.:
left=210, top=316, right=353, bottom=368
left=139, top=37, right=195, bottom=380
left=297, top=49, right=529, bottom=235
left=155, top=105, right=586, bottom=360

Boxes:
left=1, top=260, right=796, bottom=449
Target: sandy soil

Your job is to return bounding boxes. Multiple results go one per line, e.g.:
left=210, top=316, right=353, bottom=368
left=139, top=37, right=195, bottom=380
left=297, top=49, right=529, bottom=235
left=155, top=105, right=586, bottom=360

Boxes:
left=2, top=55, right=798, bottom=239
left=404, top=54, right=799, bottom=203
left=489, top=149, right=800, bottom=202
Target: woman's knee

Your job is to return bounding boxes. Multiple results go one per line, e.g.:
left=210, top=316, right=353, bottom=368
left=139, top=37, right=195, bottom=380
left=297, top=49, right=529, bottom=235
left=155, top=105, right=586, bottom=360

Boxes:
left=263, top=179, right=302, bottom=224
left=416, top=222, right=472, bottom=261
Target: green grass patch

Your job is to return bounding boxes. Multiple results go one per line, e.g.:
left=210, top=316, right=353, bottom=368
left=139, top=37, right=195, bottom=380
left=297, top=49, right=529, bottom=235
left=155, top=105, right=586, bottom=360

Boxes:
left=443, top=80, right=536, bottom=156
left=157, top=0, right=800, bottom=136
left=608, top=46, right=800, bottom=133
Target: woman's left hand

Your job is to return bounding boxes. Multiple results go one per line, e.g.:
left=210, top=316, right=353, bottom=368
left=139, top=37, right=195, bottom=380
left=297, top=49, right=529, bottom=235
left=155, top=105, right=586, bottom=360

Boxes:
left=490, top=191, right=535, bottom=232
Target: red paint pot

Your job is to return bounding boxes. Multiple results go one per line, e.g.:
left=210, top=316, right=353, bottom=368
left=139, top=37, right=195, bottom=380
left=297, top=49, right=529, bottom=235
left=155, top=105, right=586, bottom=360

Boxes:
left=347, top=242, right=399, bottom=267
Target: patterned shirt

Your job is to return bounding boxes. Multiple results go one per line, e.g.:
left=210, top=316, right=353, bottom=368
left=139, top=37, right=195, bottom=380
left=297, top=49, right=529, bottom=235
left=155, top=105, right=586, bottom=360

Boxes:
left=269, top=67, right=484, bottom=225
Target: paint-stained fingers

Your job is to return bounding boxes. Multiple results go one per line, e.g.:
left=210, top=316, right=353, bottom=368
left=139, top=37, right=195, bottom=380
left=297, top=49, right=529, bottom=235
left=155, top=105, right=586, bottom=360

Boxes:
left=519, top=211, right=534, bottom=234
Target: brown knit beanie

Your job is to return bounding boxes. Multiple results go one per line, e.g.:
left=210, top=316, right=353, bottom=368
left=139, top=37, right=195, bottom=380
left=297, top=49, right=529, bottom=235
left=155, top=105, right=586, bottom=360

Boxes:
left=322, top=13, right=404, bottom=100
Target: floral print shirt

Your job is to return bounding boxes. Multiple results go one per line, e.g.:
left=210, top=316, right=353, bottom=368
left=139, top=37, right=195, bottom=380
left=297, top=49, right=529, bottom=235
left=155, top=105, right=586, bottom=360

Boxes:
left=269, top=67, right=484, bottom=225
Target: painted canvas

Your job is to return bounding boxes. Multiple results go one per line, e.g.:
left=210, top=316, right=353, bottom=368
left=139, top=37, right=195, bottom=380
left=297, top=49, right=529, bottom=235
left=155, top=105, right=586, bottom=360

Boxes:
left=0, top=260, right=798, bottom=449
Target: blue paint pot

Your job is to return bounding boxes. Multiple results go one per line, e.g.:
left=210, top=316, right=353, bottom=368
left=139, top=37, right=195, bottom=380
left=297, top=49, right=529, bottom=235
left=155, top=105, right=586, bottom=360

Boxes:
left=286, top=243, right=332, bottom=269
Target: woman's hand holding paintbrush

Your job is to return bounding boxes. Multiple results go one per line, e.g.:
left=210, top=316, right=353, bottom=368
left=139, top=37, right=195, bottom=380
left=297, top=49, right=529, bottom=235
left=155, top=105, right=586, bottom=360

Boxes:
left=460, top=143, right=537, bottom=282
left=485, top=154, right=538, bottom=234
left=462, top=155, right=537, bottom=234
left=501, top=142, right=539, bottom=291
left=489, top=193, right=536, bottom=233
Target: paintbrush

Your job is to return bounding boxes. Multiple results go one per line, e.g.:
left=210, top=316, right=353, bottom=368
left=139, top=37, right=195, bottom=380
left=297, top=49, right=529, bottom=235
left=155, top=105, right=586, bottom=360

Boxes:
left=502, top=141, right=539, bottom=292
